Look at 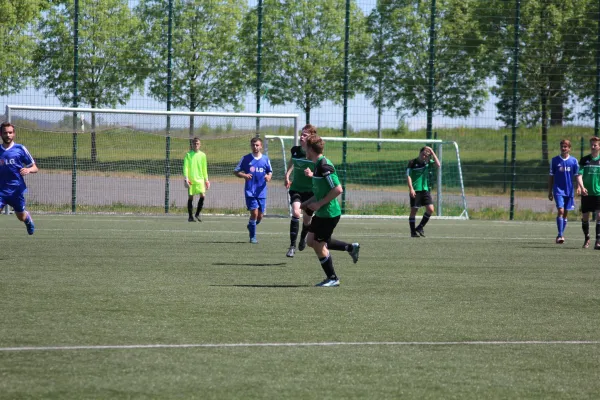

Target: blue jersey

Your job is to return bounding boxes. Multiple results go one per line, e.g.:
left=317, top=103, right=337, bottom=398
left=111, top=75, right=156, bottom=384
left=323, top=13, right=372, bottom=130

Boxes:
left=549, top=155, right=579, bottom=197
left=234, top=153, right=272, bottom=198
left=0, top=143, right=35, bottom=197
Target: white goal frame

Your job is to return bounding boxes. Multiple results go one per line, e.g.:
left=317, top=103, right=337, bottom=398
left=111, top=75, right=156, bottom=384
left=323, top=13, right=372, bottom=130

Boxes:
left=265, top=135, right=469, bottom=220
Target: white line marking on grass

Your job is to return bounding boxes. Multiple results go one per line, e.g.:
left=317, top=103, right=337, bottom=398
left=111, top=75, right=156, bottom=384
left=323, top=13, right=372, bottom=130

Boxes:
left=1, top=340, right=599, bottom=352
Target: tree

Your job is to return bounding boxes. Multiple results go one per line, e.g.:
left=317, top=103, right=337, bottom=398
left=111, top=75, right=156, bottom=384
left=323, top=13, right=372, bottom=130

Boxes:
left=369, top=0, right=492, bottom=130
left=0, top=0, right=51, bottom=96
left=241, top=0, right=371, bottom=125
left=136, top=0, right=247, bottom=138
left=482, top=0, right=587, bottom=164
left=35, top=0, right=147, bottom=162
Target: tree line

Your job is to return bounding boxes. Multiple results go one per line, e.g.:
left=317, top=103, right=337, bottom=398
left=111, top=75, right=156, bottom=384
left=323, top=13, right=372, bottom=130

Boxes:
left=2, top=0, right=599, bottom=162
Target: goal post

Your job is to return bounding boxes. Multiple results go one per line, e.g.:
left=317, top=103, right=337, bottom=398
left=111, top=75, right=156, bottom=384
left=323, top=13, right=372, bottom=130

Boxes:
left=4, top=105, right=299, bottom=215
left=265, top=135, right=469, bottom=219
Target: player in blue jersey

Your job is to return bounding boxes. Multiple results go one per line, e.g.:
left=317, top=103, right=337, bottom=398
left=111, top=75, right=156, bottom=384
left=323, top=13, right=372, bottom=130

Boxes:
left=234, top=137, right=272, bottom=244
left=0, top=123, right=38, bottom=235
left=548, top=139, right=584, bottom=244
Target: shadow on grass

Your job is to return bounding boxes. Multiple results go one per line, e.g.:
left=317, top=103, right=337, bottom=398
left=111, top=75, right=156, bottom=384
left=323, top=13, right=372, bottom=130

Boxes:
left=212, top=262, right=287, bottom=267
left=210, top=284, right=307, bottom=288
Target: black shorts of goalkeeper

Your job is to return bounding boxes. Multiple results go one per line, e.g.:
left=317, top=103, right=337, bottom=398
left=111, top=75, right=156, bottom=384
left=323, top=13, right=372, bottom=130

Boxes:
left=410, top=190, right=433, bottom=208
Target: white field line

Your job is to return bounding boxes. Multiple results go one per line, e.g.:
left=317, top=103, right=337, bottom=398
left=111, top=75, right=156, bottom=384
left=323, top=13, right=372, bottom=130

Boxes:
left=1, top=340, right=599, bottom=352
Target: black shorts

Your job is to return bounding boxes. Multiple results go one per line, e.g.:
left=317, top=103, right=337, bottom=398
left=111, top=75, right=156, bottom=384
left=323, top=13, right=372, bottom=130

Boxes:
left=309, top=215, right=340, bottom=242
left=290, top=190, right=315, bottom=216
left=581, top=195, right=600, bottom=213
left=410, top=191, right=433, bottom=208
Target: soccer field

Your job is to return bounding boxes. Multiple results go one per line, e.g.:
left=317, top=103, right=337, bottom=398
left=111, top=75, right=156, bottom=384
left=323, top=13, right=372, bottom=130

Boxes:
left=0, top=215, right=598, bottom=399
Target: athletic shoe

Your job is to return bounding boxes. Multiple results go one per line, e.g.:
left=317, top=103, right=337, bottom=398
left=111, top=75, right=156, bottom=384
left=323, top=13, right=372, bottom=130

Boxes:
left=315, top=278, right=340, bottom=287
left=25, top=219, right=35, bottom=235
left=411, top=232, right=420, bottom=238
left=594, top=241, right=600, bottom=250
left=556, top=236, right=565, bottom=244
left=286, top=246, right=296, bottom=257
left=416, top=227, right=425, bottom=237
left=349, top=243, right=360, bottom=264
left=298, top=237, right=307, bottom=251
left=583, top=236, right=590, bottom=249
left=250, top=237, right=258, bottom=244
left=188, top=216, right=195, bottom=222
left=195, top=214, right=202, bottom=222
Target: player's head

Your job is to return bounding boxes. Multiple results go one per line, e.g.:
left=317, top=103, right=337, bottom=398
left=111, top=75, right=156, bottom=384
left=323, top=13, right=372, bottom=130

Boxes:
left=590, top=136, right=600, bottom=153
left=300, top=124, right=316, bottom=148
left=419, top=146, right=431, bottom=161
left=191, top=137, right=201, bottom=151
left=306, top=135, right=324, bottom=159
left=1, top=122, right=15, bottom=145
left=560, top=139, right=571, bottom=155
left=250, top=137, right=263, bottom=155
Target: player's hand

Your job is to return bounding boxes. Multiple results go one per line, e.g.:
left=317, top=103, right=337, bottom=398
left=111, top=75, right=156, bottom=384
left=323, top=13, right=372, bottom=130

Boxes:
left=581, top=187, right=588, bottom=196
left=184, top=179, right=190, bottom=189
left=548, top=193, right=553, bottom=201
left=265, top=174, right=272, bottom=183
left=205, top=180, right=210, bottom=190
left=244, top=173, right=252, bottom=181
left=285, top=178, right=291, bottom=189
left=409, top=189, right=416, bottom=198
left=307, top=201, right=321, bottom=212
left=304, top=168, right=313, bottom=178
left=20, top=168, right=31, bottom=176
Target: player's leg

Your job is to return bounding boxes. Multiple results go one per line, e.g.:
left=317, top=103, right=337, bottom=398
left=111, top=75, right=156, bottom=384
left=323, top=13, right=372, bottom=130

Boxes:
left=245, top=197, right=258, bottom=243
left=416, top=192, right=433, bottom=236
left=187, top=194, right=195, bottom=222
left=195, top=194, right=205, bottom=221
left=581, top=196, right=592, bottom=248
left=256, top=198, right=266, bottom=225
left=298, top=192, right=314, bottom=251
left=12, top=195, right=34, bottom=235
left=409, top=195, right=419, bottom=237
left=310, top=217, right=339, bottom=287
left=287, top=192, right=302, bottom=257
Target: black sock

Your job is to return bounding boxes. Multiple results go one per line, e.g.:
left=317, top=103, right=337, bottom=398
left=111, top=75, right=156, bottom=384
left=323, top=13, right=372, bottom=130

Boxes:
left=583, top=221, right=590, bottom=237
left=596, top=220, right=600, bottom=241
left=187, top=198, right=193, bottom=217
left=327, top=238, right=350, bottom=251
left=300, top=224, right=310, bottom=242
left=196, top=197, right=204, bottom=216
left=409, top=218, right=416, bottom=233
left=319, top=255, right=337, bottom=280
left=290, top=217, right=299, bottom=246
left=419, top=212, right=431, bottom=228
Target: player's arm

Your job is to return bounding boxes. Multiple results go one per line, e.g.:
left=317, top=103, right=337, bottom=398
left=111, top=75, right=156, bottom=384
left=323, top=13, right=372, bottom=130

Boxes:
left=548, top=174, right=554, bottom=201
left=20, top=163, right=38, bottom=176
left=406, top=162, right=416, bottom=198
left=183, top=155, right=191, bottom=187
left=308, top=185, right=342, bottom=212
left=264, top=157, right=273, bottom=182
left=577, top=173, right=587, bottom=196
left=300, top=196, right=316, bottom=211
left=426, top=146, right=441, bottom=168
left=202, top=154, right=210, bottom=189
left=285, top=164, right=293, bottom=188
left=234, top=157, right=252, bottom=180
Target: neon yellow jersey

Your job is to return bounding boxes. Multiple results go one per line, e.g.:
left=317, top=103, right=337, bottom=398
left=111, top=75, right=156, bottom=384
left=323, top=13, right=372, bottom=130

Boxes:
left=183, top=150, right=208, bottom=184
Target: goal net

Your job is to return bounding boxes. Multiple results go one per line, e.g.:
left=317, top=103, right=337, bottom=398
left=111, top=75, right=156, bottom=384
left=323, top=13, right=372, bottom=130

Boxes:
left=265, top=135, right=469, bottom=219
left=4, top=105, right=298, bottom=215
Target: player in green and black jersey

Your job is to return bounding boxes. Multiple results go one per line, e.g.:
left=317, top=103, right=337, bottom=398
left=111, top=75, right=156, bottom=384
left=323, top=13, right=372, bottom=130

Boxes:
left=578, top=136, right=600, bottom=249
left=301, top=134, right=360, bottom=287
left=284, top=125, right=316, bottom=257
left=407, top=146, right=440, bottom=238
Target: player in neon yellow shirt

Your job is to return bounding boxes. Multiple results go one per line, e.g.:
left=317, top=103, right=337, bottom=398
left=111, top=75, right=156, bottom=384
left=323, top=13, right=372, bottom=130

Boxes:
left=183, top=137, right=210, bottom=222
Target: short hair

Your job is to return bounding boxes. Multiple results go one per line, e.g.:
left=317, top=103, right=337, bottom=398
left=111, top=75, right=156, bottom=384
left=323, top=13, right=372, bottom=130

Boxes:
left=560, top=139, right=571, bottom=148
left=1, top=122, right=14, bottom=133
left=590, top=136, right=600, bottom=144
left=191, top=137, right=200, bottom=143
left=250, top=137, right=263, bottom=145
left=301, top=124, right=317, bottom=136
left=306, top=135, right=324, bottom=154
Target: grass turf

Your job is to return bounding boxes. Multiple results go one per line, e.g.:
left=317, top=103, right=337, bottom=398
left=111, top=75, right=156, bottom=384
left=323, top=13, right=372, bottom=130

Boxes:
left=0, top=215, right=598, bottom=399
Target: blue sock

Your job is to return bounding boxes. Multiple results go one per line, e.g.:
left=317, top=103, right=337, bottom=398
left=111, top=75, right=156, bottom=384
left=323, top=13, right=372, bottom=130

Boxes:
left=256, top=219, right=261, bottom=225
left=563, top=218, right=568, bottom=234
left=557, top=217, right=564, bottom=237
left=248, top=219, right=257, bottom=238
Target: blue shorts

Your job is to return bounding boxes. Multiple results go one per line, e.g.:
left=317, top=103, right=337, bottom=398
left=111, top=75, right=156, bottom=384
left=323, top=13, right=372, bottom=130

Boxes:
left=555, top=195, right=575, bottom=211
left=0, top=193, right=27, bottom=213
left=246, top=197, right=267, bottom=213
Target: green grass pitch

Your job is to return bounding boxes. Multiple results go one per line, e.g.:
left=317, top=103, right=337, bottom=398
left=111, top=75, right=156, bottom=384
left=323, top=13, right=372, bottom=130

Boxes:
left=0, top=215, right=599, bottom=399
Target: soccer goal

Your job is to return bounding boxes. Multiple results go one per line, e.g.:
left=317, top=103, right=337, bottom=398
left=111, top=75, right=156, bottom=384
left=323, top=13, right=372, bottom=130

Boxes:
left=265, top=135, right=469, bottom=219
left=4, top=105, right=299, bottom=215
